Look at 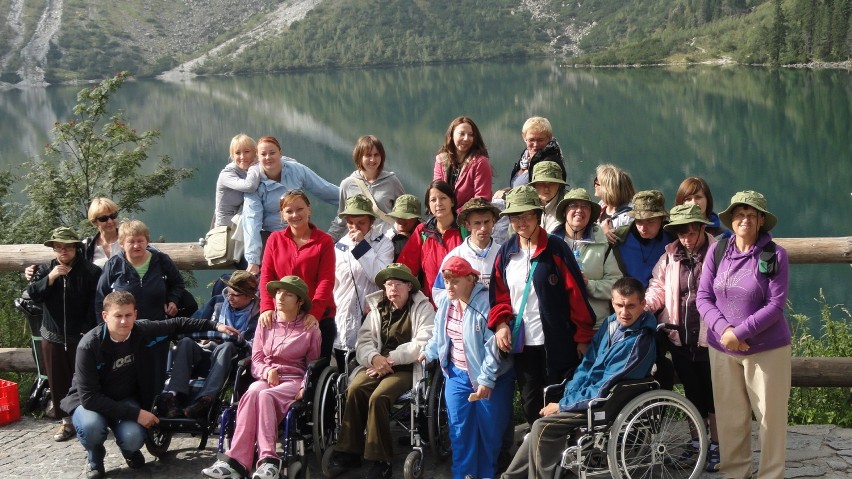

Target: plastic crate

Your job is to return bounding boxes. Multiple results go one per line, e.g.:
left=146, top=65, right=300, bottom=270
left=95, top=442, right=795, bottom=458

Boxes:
left=0, top=379, right=21, bottom=426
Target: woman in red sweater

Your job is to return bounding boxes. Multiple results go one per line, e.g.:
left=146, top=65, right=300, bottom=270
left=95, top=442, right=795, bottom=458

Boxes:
left=433, top=116, right=493, bottom=209
left=259, top=190, right=336, bottom=358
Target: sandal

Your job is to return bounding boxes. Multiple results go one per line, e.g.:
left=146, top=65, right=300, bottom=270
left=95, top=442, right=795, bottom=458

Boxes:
left=53, top=423, right=76, bottom=442
left=706, top=441, right=721, bottom=472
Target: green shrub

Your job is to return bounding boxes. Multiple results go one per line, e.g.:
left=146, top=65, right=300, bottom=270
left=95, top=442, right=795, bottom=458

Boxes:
left=788, top=292, right=852, bottom=426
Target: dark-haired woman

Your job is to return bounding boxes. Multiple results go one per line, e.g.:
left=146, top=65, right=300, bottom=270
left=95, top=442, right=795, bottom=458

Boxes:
left=675, top=176, right=730, bottom=239
left=397, top=180, right=463, bottom=303
left=433, top=116, right=493, bottom=209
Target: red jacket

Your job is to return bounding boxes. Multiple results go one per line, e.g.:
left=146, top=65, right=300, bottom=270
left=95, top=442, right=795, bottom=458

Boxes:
left=433, top=153, right=494, bottom=210
left=397, top=218, right=463, bottom=302
left=260, top=224, right=336, bottom=320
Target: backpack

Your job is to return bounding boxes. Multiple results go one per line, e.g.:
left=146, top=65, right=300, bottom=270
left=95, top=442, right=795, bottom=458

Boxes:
left=714, top=240, right=777, bottom=276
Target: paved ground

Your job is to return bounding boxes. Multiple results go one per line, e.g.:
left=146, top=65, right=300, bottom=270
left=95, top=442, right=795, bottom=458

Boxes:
left=2, top=416, right=852, bottom=478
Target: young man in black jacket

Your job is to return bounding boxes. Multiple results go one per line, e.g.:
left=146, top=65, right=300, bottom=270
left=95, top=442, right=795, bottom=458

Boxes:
left=60, top=291, right=239, bottom=479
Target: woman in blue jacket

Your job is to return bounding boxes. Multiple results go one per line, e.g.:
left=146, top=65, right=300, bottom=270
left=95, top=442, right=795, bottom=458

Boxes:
left=422, top=257, right=513, bottom=479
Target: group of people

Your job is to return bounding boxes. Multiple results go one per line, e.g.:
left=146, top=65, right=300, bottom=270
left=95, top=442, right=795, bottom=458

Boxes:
left=25, top=115, right=792, bottom=479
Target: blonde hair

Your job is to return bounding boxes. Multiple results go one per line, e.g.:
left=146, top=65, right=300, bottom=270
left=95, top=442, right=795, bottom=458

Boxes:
left=521, top=117, right=553, bottom=138
left=87, top=197, right=119, bottom=223
left=596, top=164, right=635, bottom=208
left=229, top=134, right=257, bottom=162
left=118, top=220, right=150, bottom=244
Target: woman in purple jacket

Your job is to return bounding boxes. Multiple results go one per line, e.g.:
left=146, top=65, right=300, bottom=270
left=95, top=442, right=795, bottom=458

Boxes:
left=697, top=191, right=790, bottom=479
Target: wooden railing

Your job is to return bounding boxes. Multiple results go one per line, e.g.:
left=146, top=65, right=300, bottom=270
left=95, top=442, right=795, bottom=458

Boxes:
left=1, top=236, right=850, bottom=384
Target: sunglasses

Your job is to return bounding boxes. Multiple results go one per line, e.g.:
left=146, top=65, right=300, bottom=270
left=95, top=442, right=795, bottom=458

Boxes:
left=95, top=211, right=119, bottom=223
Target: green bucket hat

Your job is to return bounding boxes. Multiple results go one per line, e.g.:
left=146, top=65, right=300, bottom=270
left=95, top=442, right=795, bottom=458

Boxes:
left=457, top=197, right=501, bottom=226
left=529, top=161, right=567, bottom=185
left=555, top=188, right=602, bottom=224
left=265, top=275, right=311, bottom=311
left=663, top=204, right=712, bottom=233
left=718, top=190, right=777, bottom=232
left=627, top=190, right=668, bottom=220
left=374, top=263, right=421, bottom=292
left=44, top=226, right=82, bottom=247
left=338, top=194, right=375, bottom=218
left=388, top=194, right=422, bottom=220
left=500, top=185, right=543, bottom=217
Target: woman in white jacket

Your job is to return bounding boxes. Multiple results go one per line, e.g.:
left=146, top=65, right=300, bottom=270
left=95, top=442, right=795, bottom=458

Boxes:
left=327, top=263, right=435, bottom=479
left=332, top=194, right=394, bottom=369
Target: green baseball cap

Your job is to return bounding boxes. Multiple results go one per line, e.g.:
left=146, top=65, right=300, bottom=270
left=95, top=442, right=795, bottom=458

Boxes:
left=388, top=194, right=422, bottom=220
left=718, top=190, right=777, bottom=232
left=457, top=197, right=501, bottom=226
left=555, top=188, right=602, bottom=224
left=529, top=161, right=567, bottom=185
left=265, top=275, right=311, bottom=311
left=338, top=194, right=375, bottom=218
left=627, top=190, right=668, bottom=220
left=663, top=204, right=712, bottom=233
left=374, top=263, right=421, bottom=292
left=44, top=226, right=82, bottom=247
left=500, top=185, right=543, bottom=217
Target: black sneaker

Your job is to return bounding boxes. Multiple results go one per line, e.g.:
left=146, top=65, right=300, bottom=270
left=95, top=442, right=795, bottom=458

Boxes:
left=84, top=463, right=105, bottom=479
left=365, top=460, right=392, bottom=479
left=184, top=395, right=216, bottom=420
left=329, top=451, right=361, bottom=470
left=124, top=450, right=146, bottom=469
left=159, top=393, right=181, bottom=418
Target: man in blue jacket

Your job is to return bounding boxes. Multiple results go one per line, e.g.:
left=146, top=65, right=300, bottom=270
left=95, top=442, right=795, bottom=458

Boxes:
left=501, top=277, right=657, bottom=479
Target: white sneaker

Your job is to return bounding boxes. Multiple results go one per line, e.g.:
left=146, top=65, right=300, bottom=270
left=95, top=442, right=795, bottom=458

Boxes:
left=203, top=460, right=242, bottom=479
left=252, top=461, right=280, bottom=479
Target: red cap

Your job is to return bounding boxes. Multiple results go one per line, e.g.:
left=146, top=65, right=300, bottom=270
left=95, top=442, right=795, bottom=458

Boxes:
left=441, top=256, right=480, bottom=278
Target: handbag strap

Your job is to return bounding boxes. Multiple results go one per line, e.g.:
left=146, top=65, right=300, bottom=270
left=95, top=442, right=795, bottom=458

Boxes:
left=353, top=178, right=396, bottom=226
left=511, top=258, right=538, bottom=354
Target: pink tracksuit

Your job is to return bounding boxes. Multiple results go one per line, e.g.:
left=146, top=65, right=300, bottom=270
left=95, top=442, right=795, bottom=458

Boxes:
left=226, top=315, right=321, bottom=469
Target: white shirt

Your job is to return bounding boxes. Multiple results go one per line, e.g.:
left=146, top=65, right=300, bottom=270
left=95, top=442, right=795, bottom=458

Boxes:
left=506, top=249, right=544, bottom=346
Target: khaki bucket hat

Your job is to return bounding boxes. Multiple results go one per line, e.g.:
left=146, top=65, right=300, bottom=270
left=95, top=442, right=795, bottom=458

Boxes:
left=265, top=275, right=311, bottom=311
left=44, top=226, right=82, bottom=247
left=374, top=263, right=421, bottom=292
left=718, top=190, right=777, bottom=232
left=529, top=161, right=567, bottom=185
left=627, top=190, right=668, bottom=220
left=663, top=204, right=712, bottom=233
left=555, top=188, right=602, bottom=224
left=500, top=185, right=543, bottom=217
left=338, top=194, right=375, bottom=218
left=223, top=270, right=259, bottom=297
left=457, top=197, right=501, bottom=225
left=388, top=194, right=422, bottom=220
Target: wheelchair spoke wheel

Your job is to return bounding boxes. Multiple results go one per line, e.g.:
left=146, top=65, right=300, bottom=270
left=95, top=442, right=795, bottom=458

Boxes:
left=287, top=458, right=311, bottom=479
left=145, top=424, right=172, bottom=457
left=607, top=390, right=707, bottom=479
left=403, top=450, right=423, bottom=479
left=312, top=366, right=340, bottom=463
left=426, top=368, right=451, bottom=461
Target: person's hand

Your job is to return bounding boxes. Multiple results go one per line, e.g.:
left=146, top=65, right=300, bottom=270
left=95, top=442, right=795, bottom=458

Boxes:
left=266, top=368, right=280, bottom=386
left=216, top=323, right=240, bottom=338
left=304, top=314, right=318, bottom=330
left=475, top=385, right=492, bottom=401
left=602, top=219, right=618, bottom=244
left=295, top=388, right=304, bottom=400
left=47, top=264, right=72, bottom=285
left=137, top=409, right=159, bottom=428
left=417, top=352, right=426, bottom=363
left=581, top=272, right=588, bottom=286
left=720, top=327, right=748, bottom=351
left=24, top=264, right=37, bottom=282
left=347, top=228, right=365, bottom=244
left=368, top=355, right=394, bottom=377
left=164, top=302, right=178, bottom=317
left=259, top=310, right=274, bottom=328
left=246, top=264, right=260, bottom=275
left=577, top=342, right=589, bottom=358
left=495, top=323, right=512, bottom=353
left=540, top=402, right=560, bottom=417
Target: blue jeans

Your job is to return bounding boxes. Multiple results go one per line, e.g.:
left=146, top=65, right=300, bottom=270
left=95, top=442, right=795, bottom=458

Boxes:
left=72, top=399, right=147, bottom=467
left=167, top=337, right=239, bottom=399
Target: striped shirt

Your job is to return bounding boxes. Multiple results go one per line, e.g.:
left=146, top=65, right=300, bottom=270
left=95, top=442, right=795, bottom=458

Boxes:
left=446, top=301, right=467, bottom=370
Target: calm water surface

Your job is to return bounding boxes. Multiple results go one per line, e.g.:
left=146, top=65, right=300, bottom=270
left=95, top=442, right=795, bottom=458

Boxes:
left=1, top=61, right=849, bottom=324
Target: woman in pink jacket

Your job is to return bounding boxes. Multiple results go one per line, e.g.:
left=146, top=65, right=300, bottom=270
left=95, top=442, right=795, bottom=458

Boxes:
left=433, top=116, right=493, bottom=209
left=645, top=204, right=719, bottom=472
left=202, top=276, right=321, bottom=479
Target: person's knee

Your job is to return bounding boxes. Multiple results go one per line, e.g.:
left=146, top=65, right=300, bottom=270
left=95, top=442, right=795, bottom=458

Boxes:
left=114, top=422, right=147, bottom=453
left=73, top=407, right=109, bottom=446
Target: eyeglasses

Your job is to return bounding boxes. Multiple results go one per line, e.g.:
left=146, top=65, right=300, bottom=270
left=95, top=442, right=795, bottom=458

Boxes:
left=509, top=211, right=537, bottom=223
left=53, top=244, right=76, bottom=252
left=282, top=189, right=305, bottom=198
left=95, top=211, right=119, bottom=223
left=593, top=177, right=600, bottom=187
left=567, top=202, right=591, bottom=210
left=384, top=280, right=409, bottom=289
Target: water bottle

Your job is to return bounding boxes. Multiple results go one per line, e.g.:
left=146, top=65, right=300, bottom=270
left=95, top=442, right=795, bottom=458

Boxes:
left=573, top=249, right=584, bottom=271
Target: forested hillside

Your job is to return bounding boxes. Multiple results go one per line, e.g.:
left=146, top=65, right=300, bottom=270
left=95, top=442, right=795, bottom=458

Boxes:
left=0, top=0, right=848, bottom=85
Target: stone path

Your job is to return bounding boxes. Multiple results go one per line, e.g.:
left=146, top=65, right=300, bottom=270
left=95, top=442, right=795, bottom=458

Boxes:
left=2, top=416, right=852, bottom=478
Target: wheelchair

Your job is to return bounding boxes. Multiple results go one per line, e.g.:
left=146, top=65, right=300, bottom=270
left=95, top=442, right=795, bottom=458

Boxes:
left=547, top=377, right=708, bottom=479
left=314, top=354, right=451, bottom=479
left=216, top=356, right=330, bottom=479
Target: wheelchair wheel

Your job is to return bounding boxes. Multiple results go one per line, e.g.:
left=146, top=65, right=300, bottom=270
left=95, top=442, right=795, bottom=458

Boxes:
left=425, top=368, right=451, bottom=461
left=312, top=366, right=340, bottom=463
left=145, top=424, right=172, bottom=457
left=403, top=449, right=423, bottom=479
left=286, top=458, right=311, bottom=479
left=607, top=389, right=707, bottom=479
left=321, top=445, right=345, bottom=479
